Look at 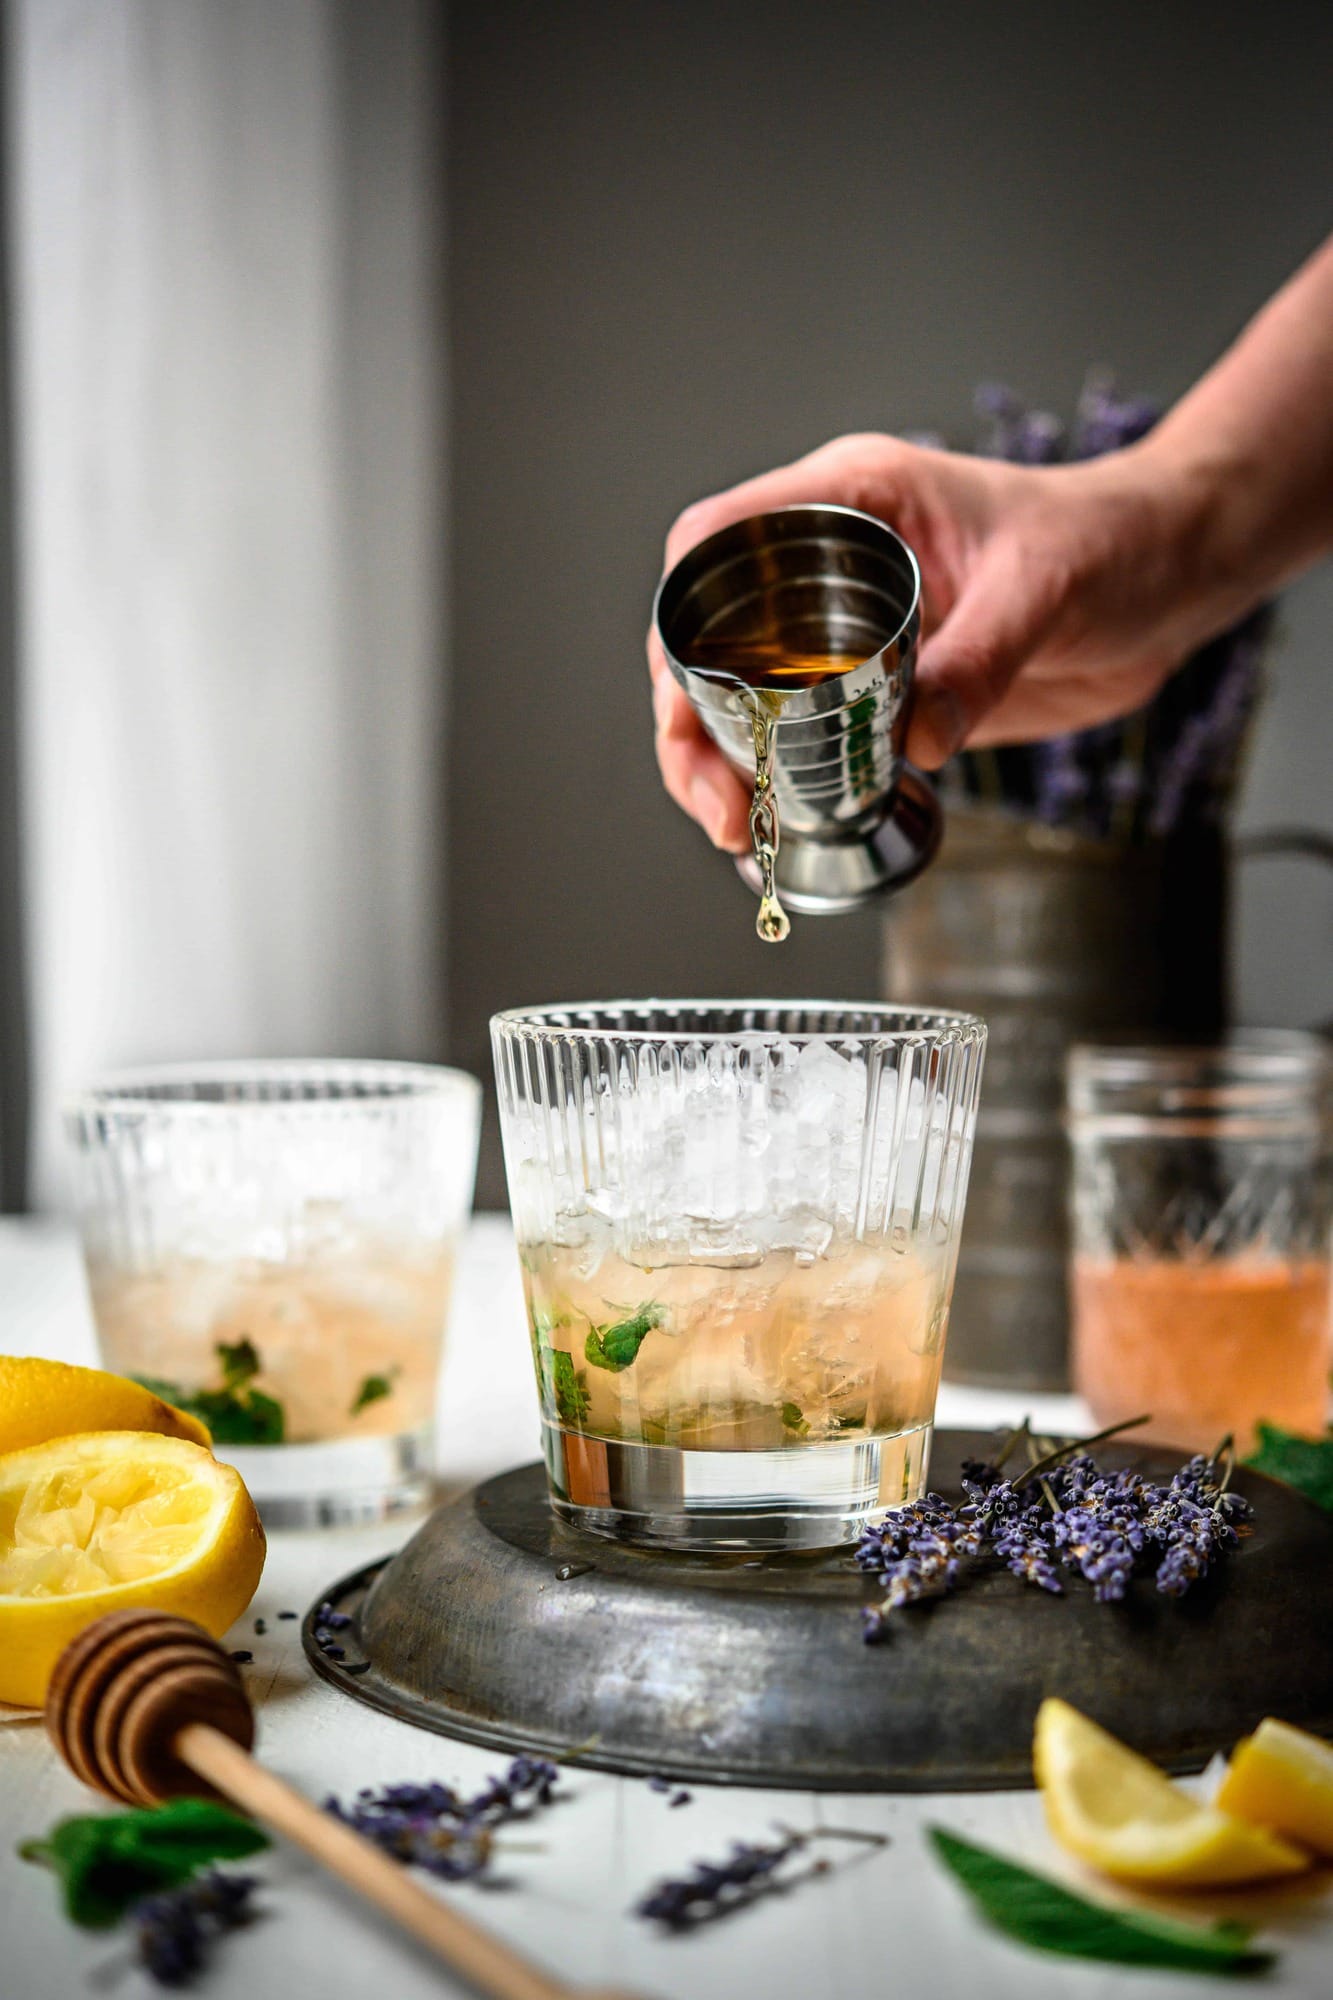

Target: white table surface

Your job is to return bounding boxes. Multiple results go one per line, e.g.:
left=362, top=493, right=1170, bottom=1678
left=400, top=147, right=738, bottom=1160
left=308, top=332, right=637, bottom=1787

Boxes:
left=2, top=1214, right=1329, bottom=2000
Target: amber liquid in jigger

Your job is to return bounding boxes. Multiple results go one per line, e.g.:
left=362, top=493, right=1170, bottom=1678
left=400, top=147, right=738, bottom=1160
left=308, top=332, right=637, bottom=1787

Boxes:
left=682, top=636, right=867, bottom=942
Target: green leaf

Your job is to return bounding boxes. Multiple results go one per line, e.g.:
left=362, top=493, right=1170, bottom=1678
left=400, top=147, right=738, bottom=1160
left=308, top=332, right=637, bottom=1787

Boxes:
left=20, top=1800, right=268, bottom=1930
left=548, top=1348, right=590, bottom=1426
left=190, top=1385, right=286, bottom=1445
left=216, top=1338, right=261, bottom=1389
left=132, top=1341, right=286, bottom=1445
left=349, top=1370, right=398, bottom=1418
left=928, top=1828, right=1274, bottom=1976
left=584, top=1305, right=662, bottom=1373
left=781, top=1402, right=809, bottom=1436
left=1245, top=1423, right=1333, bottom=1513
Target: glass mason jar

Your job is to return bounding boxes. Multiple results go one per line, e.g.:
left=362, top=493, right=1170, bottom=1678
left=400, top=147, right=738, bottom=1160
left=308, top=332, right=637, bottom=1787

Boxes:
left=491, top=1000, right=986, bottom=1551
left=1067, top=1033, right=1333, bottom=1454
left=65, top=1061, right=482, bottom=1527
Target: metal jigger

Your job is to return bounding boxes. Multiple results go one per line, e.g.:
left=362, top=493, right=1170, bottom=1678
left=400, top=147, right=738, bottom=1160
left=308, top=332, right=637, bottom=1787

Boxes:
left=653, top=504, right=941, bottom=912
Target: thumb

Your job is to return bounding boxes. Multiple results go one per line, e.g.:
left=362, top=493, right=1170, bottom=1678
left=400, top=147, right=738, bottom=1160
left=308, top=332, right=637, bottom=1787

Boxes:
left=663, top=433, right=919, bottom=572
left=906, top=542, right=1058, bottom=767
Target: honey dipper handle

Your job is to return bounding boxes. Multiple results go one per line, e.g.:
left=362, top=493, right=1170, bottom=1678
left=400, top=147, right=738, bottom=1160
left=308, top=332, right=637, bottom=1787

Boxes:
left=175, top=1723, right=589, bottom=2000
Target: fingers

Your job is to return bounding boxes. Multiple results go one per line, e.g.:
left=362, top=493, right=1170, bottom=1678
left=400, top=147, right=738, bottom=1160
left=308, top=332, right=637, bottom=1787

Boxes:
left=662, top=434, right=907, bottom=572
left=648, top=637, right=751, bottom=852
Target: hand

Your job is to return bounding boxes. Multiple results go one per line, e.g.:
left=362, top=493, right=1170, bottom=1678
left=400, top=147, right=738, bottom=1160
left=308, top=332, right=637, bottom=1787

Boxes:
left=647, top=430, right=1214, bottom=852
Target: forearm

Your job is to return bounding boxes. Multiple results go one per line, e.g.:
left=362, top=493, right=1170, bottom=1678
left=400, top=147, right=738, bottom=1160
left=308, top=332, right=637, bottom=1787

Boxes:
left=1137, top=232, right=1333, bottom=620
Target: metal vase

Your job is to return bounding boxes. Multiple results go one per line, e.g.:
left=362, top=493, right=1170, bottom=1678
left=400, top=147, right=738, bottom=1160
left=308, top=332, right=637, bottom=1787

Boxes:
left=653, top=504, right=941, bottom=911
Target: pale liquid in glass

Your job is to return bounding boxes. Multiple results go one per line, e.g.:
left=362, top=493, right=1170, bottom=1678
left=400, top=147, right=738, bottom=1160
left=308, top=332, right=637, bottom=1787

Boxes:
left=89, top=1245, right=455, bottom=1444
left=1072, top=1256, right=1332, bottom=1454
left=521, top=1232, right=951, bottom=1537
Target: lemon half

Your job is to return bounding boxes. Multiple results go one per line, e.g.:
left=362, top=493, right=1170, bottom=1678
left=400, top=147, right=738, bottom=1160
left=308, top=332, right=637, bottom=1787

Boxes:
left=0, top=1430, right=264, bottom=1707
left=0, top=1354, right=210, bottom=1454
left=1034, top=1697, right=1310, bottom=1887
left=1216, top=1719, right=1333, bottom=1861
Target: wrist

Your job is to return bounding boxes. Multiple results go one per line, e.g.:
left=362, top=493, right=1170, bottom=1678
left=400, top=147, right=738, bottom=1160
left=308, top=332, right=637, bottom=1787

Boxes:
left=1099, top=428, right=1259, bottom=649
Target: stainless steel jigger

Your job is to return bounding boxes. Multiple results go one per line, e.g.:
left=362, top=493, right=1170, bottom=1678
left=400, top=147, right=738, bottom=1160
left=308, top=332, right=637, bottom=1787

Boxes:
left=652, top=504, right=942, bottom=913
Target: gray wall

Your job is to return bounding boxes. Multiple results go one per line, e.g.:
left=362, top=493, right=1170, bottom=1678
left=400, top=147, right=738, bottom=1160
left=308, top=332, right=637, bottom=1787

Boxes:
left=447, top=0, right=1333, bottom=1203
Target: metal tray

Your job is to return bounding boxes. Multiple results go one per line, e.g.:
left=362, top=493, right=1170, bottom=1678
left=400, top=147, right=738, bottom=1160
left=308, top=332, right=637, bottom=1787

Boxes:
left=304, top=1430, right=1333, bottom=1792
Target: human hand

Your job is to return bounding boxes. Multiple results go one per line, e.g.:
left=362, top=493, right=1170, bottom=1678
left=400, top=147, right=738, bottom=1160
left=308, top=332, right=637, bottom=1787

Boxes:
left=647, top=430, right=1216, bottom=852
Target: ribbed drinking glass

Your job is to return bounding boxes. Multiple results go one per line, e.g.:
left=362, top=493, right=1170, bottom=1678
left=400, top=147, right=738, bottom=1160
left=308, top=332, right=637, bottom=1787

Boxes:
left=492, top=1001, right=986, bottom=1550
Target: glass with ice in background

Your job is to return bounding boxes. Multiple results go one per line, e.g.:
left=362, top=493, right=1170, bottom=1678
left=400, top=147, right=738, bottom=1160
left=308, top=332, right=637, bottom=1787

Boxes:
left=492, top=1002, right=986, bottom=1550
left=65, top=1062, right=481, bottom=1525
left=1068, top=1035, right=1333, bottom=1454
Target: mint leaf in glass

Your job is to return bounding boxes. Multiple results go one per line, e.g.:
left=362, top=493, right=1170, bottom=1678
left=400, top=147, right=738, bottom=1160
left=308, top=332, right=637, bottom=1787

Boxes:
left=350, top=1370, right=399, bottom=1418
left=584, top=1305, right=662, bottom=1373
left=133, top=1341, right=286, bottom=1445
left=929, top=1827, right=1274, bottom=1975
left=548, top=1348, right=590, bottom=1425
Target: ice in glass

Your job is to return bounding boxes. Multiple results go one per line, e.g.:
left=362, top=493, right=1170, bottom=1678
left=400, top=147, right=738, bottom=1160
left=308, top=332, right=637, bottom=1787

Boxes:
left=493, top=1003, right=986, bottom=1550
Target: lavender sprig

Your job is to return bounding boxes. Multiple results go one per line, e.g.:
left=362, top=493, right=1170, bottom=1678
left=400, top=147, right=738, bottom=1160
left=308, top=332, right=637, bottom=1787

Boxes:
left=635, top=1826, right=886, bottom=1930
left=323, top=1757, right=561, bottom=1883
left=857, top=1428, right=1252, bottom=1639
left=131, top=1871, right=260, bottom=1989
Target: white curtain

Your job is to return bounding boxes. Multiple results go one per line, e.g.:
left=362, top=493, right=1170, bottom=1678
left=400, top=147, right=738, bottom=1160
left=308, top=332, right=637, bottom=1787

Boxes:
left=6, top=0, right=447, bottom=1208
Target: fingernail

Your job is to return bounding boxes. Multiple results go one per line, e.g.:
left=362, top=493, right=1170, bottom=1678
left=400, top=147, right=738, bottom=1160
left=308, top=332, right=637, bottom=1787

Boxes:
left=912, top=684, right=968, bottom=764
left=691, top=773, right=732, bottom=846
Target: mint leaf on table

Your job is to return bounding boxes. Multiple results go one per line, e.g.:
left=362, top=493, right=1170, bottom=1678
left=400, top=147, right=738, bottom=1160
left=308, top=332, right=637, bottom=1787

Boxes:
left=928, top=1828, right=1275, bottom=1976
left=1245, top=1423, right=1333, bottom=1513
left=133, top=1340, right=286, bottom=1445
left=584, top=1305, right=662, bottom=1373
left=19, top=1800, right=268, bottom=1930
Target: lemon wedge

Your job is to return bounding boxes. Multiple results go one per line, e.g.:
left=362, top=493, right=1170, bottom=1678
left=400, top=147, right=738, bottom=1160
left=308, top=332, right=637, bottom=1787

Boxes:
left=0, top=1431, right=264, bottom=1707
left=1034, top=1697, right=1310, bottom=1887
left=0, top=1354, right=210, bottom=1454
left=1215, top=1719, right=1333, bottom=1861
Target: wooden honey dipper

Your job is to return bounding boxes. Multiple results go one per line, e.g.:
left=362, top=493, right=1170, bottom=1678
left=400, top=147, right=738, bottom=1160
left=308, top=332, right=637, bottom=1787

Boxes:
left=45, top=1609, right=648, bottom=2000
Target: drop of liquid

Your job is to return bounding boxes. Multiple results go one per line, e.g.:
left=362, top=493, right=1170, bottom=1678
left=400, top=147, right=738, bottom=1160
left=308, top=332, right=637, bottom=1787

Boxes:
left=756, top=894, right=791, bottom=944
left=743, top=693, right=791, bottom=944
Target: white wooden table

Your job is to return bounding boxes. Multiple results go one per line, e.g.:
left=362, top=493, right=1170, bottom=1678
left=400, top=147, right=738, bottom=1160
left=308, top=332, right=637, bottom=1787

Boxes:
left=2, top=1216, right=1328, bottom=2000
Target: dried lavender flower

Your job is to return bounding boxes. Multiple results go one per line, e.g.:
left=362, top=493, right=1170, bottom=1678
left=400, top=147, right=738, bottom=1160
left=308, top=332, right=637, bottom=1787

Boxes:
left=858, top=1430, right=1250, bottom=1637
left=635, top=1826, right=886, bottom=1929
left=131, top=1871, right=260, bottom=1988
left=324, top=1757, right=562, bottom=1884
left=647, top=1775, right=693, bottom=1807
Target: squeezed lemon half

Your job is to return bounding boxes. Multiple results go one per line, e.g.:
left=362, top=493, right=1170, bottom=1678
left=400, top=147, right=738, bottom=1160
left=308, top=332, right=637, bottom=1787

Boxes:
left=1215, top=1718, right=1333, bottom=1861
left=1034, top=1698, right=1310, bottom=1887
left=0, top=1430, right=264, bottom=1707
left=0, top=1354, right=210, bottom=1454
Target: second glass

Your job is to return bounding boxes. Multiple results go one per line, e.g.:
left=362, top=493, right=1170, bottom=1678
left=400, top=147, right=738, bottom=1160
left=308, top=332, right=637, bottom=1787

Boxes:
left=1068, top=1034, right=1333, bottom=1454
left=492, top=1001, right=986, bottom=1550
left=65, top=1061, right=482, bottom=1528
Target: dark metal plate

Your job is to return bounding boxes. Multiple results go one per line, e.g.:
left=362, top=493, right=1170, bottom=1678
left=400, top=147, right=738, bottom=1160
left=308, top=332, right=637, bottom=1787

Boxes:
left=303, top=1431, right=1333, bottom=1792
